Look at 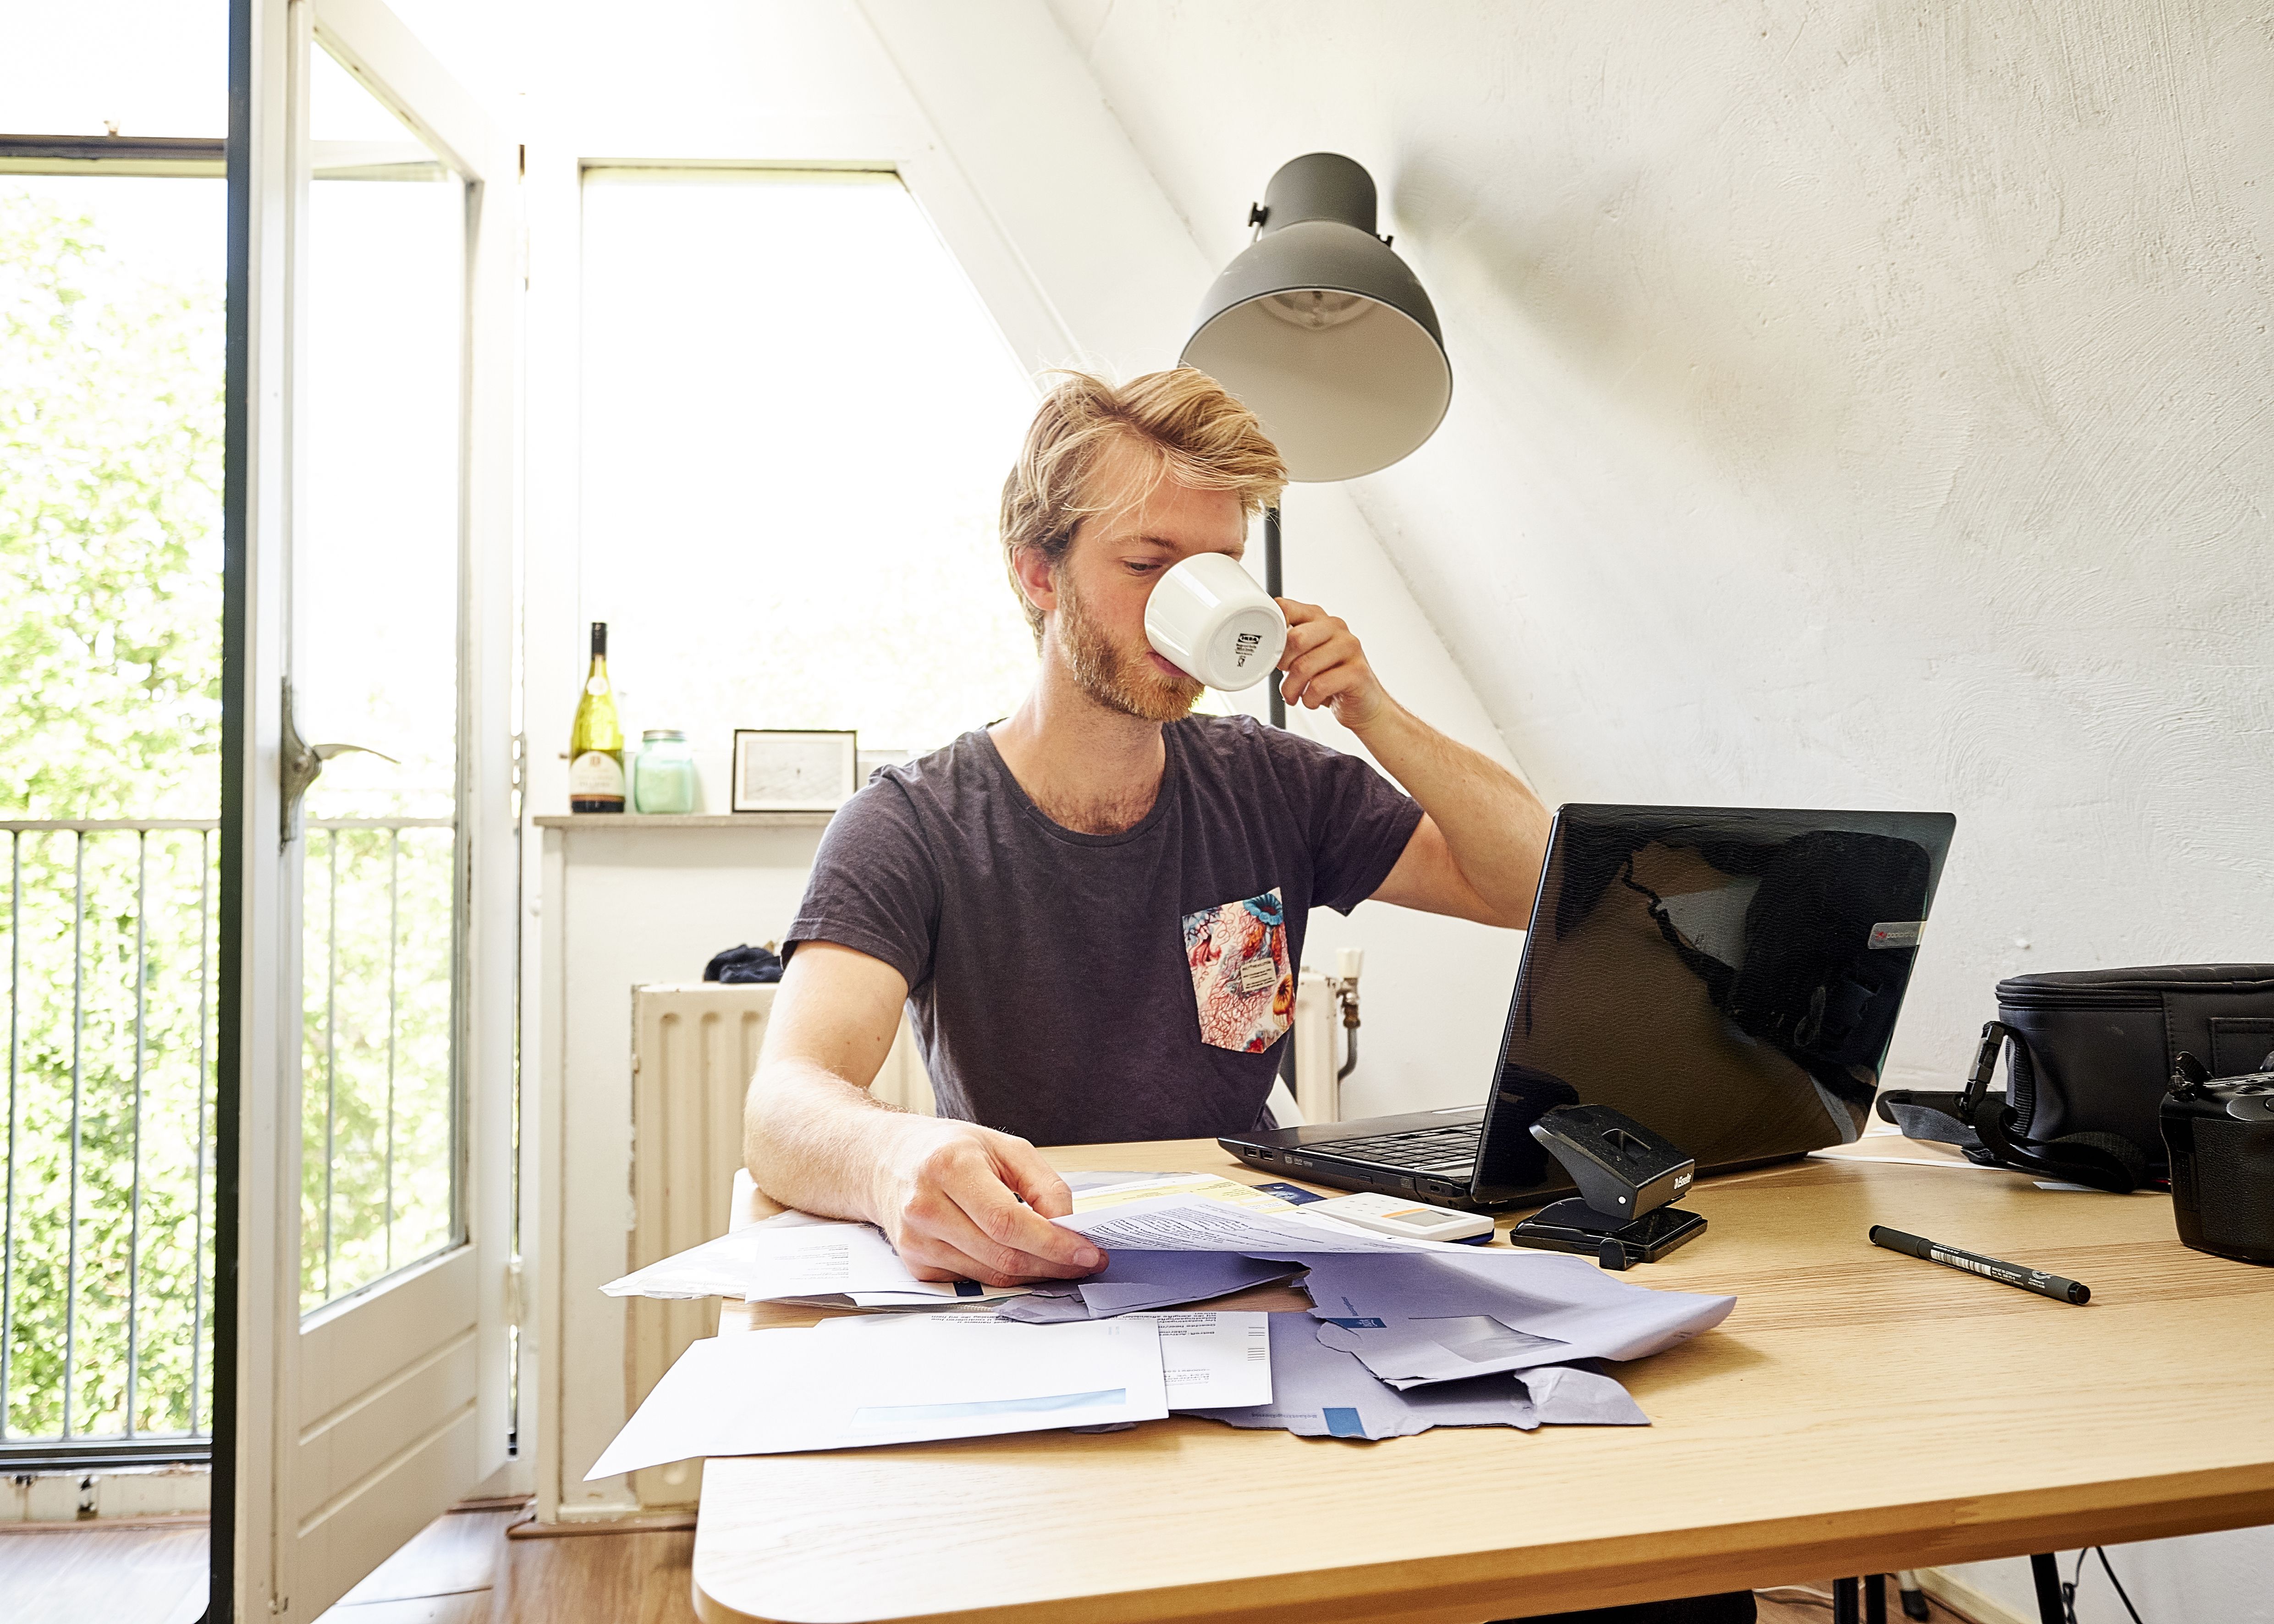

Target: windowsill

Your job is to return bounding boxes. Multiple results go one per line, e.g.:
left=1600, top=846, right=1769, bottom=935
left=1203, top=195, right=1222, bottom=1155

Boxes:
left=531, top=812, right=837, bottom=829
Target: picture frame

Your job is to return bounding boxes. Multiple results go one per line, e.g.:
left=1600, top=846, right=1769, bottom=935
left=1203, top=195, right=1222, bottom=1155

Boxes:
left=731, top=729, right=859, bottom=813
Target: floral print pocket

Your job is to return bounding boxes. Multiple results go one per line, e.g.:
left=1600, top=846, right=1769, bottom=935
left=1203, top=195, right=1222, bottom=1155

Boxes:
left=1182, top=888, right=1294, bottom=1053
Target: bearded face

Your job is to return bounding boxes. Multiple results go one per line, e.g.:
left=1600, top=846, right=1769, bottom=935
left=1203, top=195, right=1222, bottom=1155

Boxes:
left=1054, top=566, right=1205, bottom=724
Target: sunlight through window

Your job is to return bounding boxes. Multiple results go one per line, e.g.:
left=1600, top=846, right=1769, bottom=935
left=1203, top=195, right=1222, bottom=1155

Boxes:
left=579, top=168, right=1041, bottom=800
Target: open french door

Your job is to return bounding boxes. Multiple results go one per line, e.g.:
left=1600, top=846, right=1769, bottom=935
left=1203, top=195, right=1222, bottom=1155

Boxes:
left=218, top=0, right=518, bottom=1616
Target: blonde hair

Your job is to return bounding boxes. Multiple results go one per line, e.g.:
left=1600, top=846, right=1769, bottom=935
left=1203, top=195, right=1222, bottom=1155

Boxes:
left=1000, top=369, right=1287, bottom=640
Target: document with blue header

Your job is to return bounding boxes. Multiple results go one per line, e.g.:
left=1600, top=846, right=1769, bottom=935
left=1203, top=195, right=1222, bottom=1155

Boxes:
left=815, top=1309, right=1274, bottom=1410
left=588, top=1315, right=1167, bottom=1477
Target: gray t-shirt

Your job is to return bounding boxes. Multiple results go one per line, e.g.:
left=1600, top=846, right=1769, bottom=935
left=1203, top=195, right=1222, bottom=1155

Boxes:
left=785, top=715, right=1422, bottom=1145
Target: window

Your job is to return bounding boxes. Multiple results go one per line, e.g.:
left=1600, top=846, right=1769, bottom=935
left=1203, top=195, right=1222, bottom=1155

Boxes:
left=295, top=43, right=466, bottom=1310
left=0, top=4, right=226, bottom=139
left=578, top=168, right=1041, bottom=798
left=0, top=0, right=226, bottom=1451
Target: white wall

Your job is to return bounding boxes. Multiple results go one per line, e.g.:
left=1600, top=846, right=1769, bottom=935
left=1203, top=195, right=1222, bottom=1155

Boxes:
left=1941, top=1530, right=2274, bottom=1624
left=536, top=822, right=823, bottom=1518
left=1040, top=0, right=2274, bottom=1104
left=1030, top=3, right=2274, bottom=1617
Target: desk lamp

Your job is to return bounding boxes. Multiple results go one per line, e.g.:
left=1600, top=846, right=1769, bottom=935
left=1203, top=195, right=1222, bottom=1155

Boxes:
left=1179, top=152, right=1452, bottom=727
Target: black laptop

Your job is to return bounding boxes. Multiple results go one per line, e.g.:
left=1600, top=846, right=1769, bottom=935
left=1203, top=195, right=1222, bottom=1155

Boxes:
left=1221, top=803, right=1956, bottom=1210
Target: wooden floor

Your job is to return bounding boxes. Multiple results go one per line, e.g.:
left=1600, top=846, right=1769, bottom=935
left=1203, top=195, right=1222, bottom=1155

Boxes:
left=312, top=1504, right=702, bottom=1624
left=0, top=1504, right=1981, bottom=1624
left=0, top=1520, right=210, bottom=1624
left=0, top=1503, right=700, bottom=1624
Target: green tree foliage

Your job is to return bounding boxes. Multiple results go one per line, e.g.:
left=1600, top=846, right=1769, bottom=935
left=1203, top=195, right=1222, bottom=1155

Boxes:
left=1, top=185, right=222, bottom=820
left=299, top=824, right=457, bottom=1312
left=2, top=183, right=221, bottom=1440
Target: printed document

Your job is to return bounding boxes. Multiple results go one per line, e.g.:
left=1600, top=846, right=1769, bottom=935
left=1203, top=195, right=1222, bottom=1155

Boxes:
left=588, top=1316, right=1166, bottom=1477
left=601, top=1216, right=1026, bottom=1305
left=1068, top=1173, right=1300, bottom=1215
left=1057, top=1194, right=1434, bottom=1254
left=817, top=1309, right=1273, bottom=1410
left=1149, top=1310, right=1272, bottom=1409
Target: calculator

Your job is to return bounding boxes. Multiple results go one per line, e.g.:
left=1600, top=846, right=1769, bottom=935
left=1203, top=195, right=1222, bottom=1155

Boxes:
left=1305, top=1190, right=1496, bottom=1244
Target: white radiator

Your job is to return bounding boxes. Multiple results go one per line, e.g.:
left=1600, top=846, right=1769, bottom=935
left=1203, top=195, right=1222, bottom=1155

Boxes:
left=1288, top=966, right=1345, bottom=1125
left=622, top=982, right=931, bottom=1509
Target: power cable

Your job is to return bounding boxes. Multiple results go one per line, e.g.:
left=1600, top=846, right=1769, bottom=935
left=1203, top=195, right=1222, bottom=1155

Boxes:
left=2061, top=1547, right=2147, bottom=1624
left=2092, top=1547, right=2146, bottom=1624
left=1756, top=1585, right=1834, bottom=1612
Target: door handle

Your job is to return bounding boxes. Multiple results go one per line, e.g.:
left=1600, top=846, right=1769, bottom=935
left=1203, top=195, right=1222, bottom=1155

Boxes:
left=281, top=677, right=399, bottom=841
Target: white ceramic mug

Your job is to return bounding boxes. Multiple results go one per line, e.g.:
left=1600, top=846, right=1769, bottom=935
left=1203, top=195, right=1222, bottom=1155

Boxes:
left=1143, top=552, right=1288, bottom=692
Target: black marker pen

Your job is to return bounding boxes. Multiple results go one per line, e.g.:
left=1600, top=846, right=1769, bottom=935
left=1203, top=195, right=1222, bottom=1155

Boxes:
left=1867, top=1226, right=2091, bottom=1305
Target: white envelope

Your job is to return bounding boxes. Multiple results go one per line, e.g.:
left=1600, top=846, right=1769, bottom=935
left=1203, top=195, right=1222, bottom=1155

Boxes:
left=588, top=1316, right=1167, bottom=1476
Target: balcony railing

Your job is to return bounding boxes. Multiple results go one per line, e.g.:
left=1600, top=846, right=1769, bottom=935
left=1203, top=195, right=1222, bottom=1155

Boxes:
left=1, top=815, right=451, bottom=1467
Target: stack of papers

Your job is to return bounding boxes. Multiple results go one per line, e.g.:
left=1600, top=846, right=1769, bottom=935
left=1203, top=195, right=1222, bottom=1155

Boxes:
left=1191, top=1313, right=1647, bottom=1440
left=593, top=1186, right=1738, bottom=1465
left=600, top=1173, right=1290, bottom=1310
left=1024, top=1194, right=1734, bottom=1441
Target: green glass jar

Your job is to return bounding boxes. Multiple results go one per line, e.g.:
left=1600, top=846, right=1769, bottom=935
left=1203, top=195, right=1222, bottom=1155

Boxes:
left=631, top=729, right=698, bottom=814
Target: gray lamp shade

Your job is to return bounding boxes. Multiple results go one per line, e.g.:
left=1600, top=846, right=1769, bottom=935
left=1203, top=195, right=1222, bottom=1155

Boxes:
left=1180, top=153, right=1451, bottom=482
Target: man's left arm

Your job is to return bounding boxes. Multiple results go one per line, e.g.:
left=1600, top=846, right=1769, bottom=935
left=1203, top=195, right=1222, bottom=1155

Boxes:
left=1277, top=599, right=1551, bottom=929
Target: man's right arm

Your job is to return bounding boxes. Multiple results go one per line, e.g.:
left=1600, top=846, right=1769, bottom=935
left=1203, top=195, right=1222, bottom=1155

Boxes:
left=742, top=940, right=1107, bottom=1287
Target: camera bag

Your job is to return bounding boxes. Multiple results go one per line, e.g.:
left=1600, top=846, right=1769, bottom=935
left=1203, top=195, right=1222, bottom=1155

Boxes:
left=1876, top=964, right=2274, bottom=1193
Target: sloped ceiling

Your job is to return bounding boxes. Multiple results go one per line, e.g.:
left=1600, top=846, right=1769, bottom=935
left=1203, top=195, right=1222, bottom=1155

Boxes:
left=1049, top=0, right=2274, bottom=1074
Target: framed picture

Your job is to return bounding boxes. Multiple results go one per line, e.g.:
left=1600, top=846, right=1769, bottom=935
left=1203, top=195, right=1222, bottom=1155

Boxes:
left=731, top=729, right=859, bottom=813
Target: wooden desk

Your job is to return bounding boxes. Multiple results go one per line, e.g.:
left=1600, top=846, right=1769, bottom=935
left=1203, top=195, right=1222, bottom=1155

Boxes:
left=694, top=1141, right=2274, bottom=1624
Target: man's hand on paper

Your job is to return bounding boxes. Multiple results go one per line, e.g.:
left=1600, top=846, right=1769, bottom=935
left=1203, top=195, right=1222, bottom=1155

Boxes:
left=871, top=1118, right=1108, bottom=1287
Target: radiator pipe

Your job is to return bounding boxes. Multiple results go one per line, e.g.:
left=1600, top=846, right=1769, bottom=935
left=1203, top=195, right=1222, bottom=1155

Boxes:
left=1334, top=971, right=1360, bottom=1083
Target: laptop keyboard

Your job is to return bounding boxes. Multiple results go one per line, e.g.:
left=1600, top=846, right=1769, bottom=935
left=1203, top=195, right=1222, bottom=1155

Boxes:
left=1324, top=1122, right=1482, bottom=1176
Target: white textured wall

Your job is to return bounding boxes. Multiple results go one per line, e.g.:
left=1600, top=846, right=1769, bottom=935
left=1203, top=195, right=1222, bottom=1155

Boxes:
left=1943, top=1530, right=2274, bottom=1624
left=1046, top=0, right=2274, bottom=1103
left=1041, top=3, right=2274, bottom=1615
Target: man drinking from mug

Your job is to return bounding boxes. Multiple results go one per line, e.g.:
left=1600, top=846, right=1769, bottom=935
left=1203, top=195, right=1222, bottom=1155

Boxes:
left=743, top=366, right=1547, bottom=1279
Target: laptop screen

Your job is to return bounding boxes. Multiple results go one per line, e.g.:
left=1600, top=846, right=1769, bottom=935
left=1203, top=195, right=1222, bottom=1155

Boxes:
left=1470, top=804, right=1955, bottom=1206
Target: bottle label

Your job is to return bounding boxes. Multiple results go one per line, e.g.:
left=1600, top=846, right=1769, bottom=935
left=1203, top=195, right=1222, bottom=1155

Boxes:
left=569, top=751, right=625, bottom=800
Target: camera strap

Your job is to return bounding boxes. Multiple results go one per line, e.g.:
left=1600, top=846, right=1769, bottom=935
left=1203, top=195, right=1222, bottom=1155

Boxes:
left=1949, top=1022, right=2153, bottom=1194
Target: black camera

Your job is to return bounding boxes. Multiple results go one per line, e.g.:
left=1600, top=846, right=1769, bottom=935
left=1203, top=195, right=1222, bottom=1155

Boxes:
left=2164, top=1054, right=2274, bottom=1265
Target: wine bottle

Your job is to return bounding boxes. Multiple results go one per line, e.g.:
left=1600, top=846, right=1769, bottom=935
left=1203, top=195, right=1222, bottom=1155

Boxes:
left=568, top=621, right=626, bottom=813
